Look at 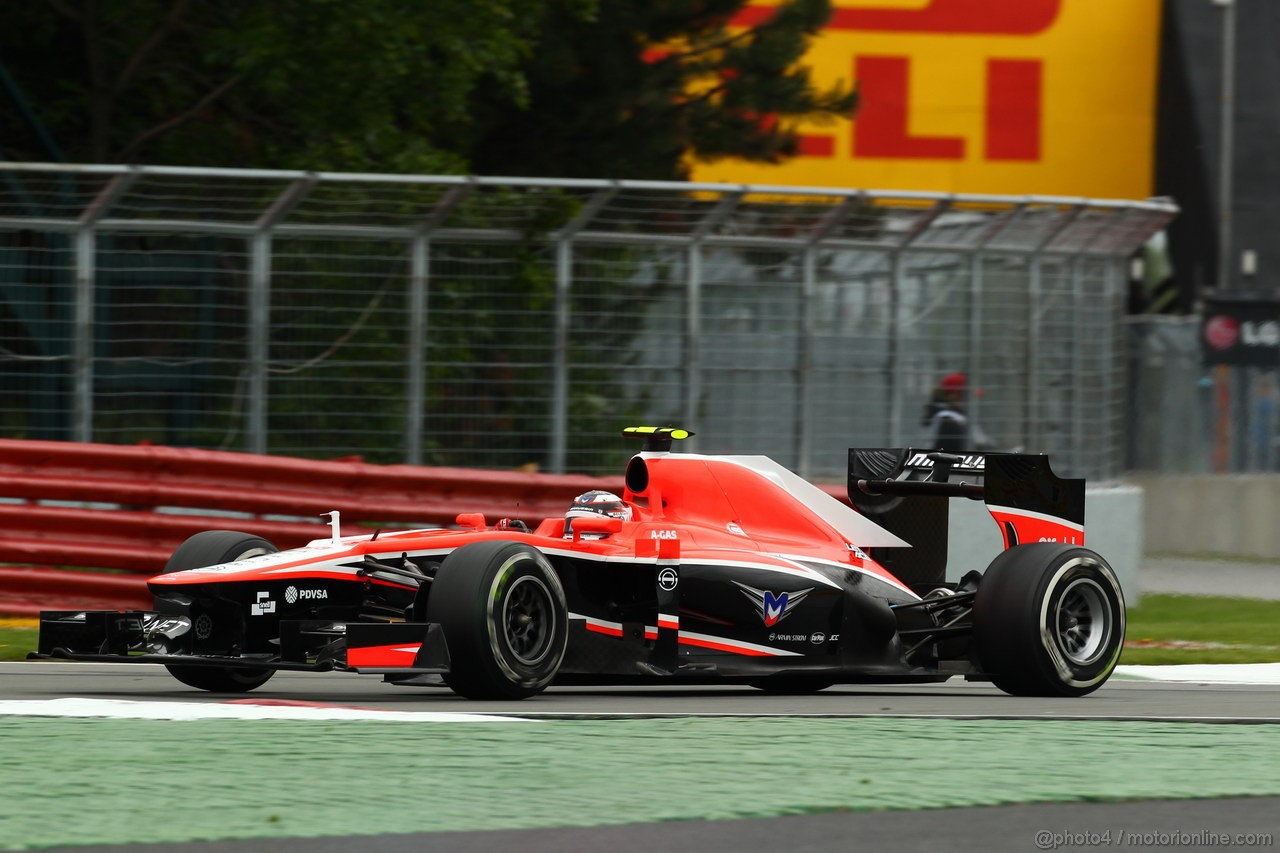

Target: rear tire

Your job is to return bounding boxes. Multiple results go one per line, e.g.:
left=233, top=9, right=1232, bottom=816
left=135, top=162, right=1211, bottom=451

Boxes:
left=426, top=541, right=567, bottom=700
left=973, top=543, right=1125, bottom=697
left=160, top=530, right=279, bottom=693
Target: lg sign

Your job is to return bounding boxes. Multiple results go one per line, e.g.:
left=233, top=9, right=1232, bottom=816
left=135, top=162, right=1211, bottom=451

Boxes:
left=693, top=0, right=1160, bottom=199
left=1201, top=299, right=1280, bottom=367
left=1203, top=315, right=1239, bottom=351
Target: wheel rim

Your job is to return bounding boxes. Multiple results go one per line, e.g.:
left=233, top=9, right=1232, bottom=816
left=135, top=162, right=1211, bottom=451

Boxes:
left=502, top=574, right=555, bottom=666
left=1054, top=577, right=1110, bottom=665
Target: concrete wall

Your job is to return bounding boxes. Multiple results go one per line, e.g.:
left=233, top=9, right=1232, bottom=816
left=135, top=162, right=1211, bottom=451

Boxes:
left=946, top=485, right=1144, bottom=605
left=1126, top=474, right=1280, bottom=560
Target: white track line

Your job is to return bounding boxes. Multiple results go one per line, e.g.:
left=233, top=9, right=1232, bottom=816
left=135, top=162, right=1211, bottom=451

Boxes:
left=0, top=697, right=530, bottom=722
left=1115, top=663, right=1280, bottom=685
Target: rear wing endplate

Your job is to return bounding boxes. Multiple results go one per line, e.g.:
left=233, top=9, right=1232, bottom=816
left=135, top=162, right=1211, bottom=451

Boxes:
left=847, top=449, right=1084, bottom=587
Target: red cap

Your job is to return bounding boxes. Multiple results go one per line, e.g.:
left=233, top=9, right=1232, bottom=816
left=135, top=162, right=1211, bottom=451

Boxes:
left=939, top=372, right=967, bottom=392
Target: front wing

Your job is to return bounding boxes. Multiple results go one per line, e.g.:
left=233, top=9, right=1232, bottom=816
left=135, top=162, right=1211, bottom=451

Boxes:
left=29, top=610, right=451, bottom=676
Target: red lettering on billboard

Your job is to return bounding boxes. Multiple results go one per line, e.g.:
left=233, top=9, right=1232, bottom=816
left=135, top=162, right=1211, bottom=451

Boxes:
left=734, top=0, right=1061, bottom=35
left=853, top=56, right=964, bottom=159
left=985, top=59, right=1041, bottom=161
left=797, top=134, right=836, bottom=157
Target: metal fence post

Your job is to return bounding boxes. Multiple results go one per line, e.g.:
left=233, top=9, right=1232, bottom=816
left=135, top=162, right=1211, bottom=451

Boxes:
left=72, top=227, right=94, bottom=443
left=406, top=235, right=429, bottom=465
left=796, top=246, right=816, bottom=477
left=246, top=176, right=316, bottom=457
left=1071, top=255, right=1085, bottom=475
left=71, top=169, right=139, bottom=443
left=685, top=242, right=702, bottom=433
left=551, top=238, right=572, bottom=474
left=1026, top=255, right=1042, bottom=453
left=247, top=232, right=270, bottom=455
left=888, top=251, right=904, bottom=445
left=968, top=250, right=984, bottom=437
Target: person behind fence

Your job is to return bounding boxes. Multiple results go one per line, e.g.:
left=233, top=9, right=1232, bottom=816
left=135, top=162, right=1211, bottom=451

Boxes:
left=923, top=372, right=972, bottom=452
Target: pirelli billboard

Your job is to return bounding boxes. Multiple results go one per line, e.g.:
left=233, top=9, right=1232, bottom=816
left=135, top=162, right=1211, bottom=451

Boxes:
left=691, top=0, right=1161, bottom=199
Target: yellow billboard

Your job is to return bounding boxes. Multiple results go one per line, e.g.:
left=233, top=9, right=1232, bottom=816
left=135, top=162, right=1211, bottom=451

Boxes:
left=690, top=0, right=1161, bottom=200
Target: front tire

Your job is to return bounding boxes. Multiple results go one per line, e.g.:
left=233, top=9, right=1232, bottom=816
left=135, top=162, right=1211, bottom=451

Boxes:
left=426, top=541, right=568, bottom=700
left=973, top=543, right=1125, bottom=697
left=160, top=530, right=279, bottom=693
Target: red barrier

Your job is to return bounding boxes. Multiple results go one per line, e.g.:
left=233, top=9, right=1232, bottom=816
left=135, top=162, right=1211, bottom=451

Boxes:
left=0, top=568, right=150, bottom=616
left=0, top=439, right=851, bottom=615
left=0, top=439, right=623, bottom=614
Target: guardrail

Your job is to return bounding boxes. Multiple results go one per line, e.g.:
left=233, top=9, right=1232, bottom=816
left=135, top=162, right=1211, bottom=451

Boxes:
left=0, top=439, right=621, bottom=614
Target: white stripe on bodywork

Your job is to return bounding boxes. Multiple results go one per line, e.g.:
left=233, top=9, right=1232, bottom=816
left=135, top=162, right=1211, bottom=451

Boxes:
left=772, top=554, right=920, bottom=599
left=263, top=564, right=363, bottom=577
left=568, top=613, right=802, bottom=657
left=691, top=557, right=842, bottom=589
left=676, top=630, right=805, bottom=656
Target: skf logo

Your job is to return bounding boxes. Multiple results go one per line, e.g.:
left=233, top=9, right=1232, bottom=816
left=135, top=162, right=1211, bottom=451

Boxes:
left=734, top=581, right=812, bottom=627
left=250, top=591, right=275, bottom=616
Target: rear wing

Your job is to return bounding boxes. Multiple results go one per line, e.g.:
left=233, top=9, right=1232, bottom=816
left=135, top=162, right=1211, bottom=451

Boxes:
left=846, top=449, right=1084, bottom=588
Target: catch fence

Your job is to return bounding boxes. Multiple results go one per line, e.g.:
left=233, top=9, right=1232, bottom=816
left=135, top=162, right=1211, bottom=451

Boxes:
left=0, top=163, right=1175, bottom=480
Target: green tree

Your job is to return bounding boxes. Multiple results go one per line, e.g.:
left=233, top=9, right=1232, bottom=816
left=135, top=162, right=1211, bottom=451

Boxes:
left=0, top=0, right=567, bottom=172
left=2, top=0, right=852, bottom=179
left=466, top=0, right=856, bottom=180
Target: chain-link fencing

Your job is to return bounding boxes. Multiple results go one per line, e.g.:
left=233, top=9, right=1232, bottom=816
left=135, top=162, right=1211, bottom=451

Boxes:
left=0, top=164, right=1174, bottom=481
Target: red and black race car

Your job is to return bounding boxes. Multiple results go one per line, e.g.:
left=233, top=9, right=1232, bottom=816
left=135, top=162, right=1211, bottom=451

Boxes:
left=31, top=427, right=1126, bottom=699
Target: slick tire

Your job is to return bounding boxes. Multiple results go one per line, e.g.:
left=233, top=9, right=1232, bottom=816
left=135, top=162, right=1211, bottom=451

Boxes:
left=427, top=541, right=568, bottom=700
left=973, top=543, right=1125, bottom=697
left=160, top=530, right=279, bottom=693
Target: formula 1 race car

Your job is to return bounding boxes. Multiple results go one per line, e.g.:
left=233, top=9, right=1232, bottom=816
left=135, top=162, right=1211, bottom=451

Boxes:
left=31, top=427, right=1126, bottom=699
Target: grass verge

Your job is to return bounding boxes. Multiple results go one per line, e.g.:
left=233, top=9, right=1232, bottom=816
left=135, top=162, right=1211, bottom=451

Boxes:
left=4, top=595, right=1279, bottom=665
left=0, top=619, right=37, bottom=661
left=1120, top=593, right=1280, bottom=665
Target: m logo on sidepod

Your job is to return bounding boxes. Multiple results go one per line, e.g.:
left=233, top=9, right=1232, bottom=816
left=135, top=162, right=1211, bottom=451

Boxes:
left=733, top=581, right=812, bottom=627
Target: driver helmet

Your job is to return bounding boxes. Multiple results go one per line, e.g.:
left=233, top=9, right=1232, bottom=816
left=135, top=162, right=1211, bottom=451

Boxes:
left=564, top=490, right=632, bottom=538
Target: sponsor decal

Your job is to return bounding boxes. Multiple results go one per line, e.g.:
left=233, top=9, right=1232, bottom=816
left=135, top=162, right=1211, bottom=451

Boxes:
left=1201, top=297, right=1280, bottom=366
left=657, top=567, right=679, bottom=592
left=249, top=591, right=275, bottom=616
left=693, top=1, right=1159, bottom=199
left=194, top=613, right=213, bottom=640
left=768, top=633, right=808, bottom=643
left=1203, top=315, right=1239, bottom=350
left=285, top=586, right=329, bottom=604
left=649, top=529, right=679, bottom=540
left=734, top=581, right=812, bottom=627
left=906, top=451, right=985, bottom=471
left=811, top=632, right=826, bottom=644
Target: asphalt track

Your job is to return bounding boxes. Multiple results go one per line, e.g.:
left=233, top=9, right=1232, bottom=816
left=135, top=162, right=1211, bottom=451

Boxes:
left=6, top=662, right=1280, bottom=852
left=6, top=661, right=1280, bottom=721
left=40, top=799, right=1280, bottom=853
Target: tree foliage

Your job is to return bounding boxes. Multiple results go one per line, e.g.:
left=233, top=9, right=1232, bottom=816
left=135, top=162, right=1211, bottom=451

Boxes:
left=0, top=0, right=561, bottom=172
left=469, top=0, right=856, bottom=179
left=1, top=0, right=852, bottom=179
